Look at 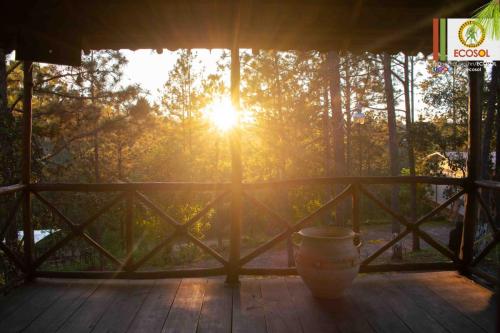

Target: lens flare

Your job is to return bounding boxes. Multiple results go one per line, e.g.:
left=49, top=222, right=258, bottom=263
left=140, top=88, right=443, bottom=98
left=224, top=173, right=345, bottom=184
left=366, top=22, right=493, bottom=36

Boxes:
left=203, top=97, right=238, bottom=132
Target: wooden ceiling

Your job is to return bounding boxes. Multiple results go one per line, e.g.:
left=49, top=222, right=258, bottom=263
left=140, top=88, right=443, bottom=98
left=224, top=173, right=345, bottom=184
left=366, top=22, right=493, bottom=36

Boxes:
left=0, top=0, right=483, bottom=65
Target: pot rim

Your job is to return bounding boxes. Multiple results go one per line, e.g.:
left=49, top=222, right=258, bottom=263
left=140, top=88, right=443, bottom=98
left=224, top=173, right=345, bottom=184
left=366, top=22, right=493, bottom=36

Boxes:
left=297, top=226, right=355, bottom=240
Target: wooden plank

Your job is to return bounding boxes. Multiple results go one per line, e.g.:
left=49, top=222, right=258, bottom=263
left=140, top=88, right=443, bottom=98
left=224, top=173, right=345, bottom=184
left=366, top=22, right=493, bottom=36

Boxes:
left=161, top=278, right=206, bottom=333
left=260, top=277, right=303, bottom=333
left=35, top=267, right=225, bottom=279
left=416, top=272, right=496, bottom=333
left=348, top=276, right=412, bottom=333
left=0, top=283, right=42, bottom=319
left=197, top=278, right=232, bottom=333
left=0, top=281, right=72, bottom=332
left=0, top=184, right=25, bottom=196
left=386, top=273, right=486, bottom=333
left=232, top=277, right=267, bottom=333
left=286, top=276, right=375, bottom=333
left=239, top=262, right=458, bottom=275
left=24, top=280, right=100, bottom=333
left=92, top=281, right=152, bottom=333
left=475, top=180, right=500, bottom=191
left=56, top=281, right=126, bottom=333
left=285, top=277, right=340, bottom=333
left=244, top=176, right=465, bottom=190
left=127, top=279, right=180, bottom=333
left=30, top=182, right=231, bottom=192
left=359, top=274, right=448, bottom=333
left=326, top=295, right=377, bottom=333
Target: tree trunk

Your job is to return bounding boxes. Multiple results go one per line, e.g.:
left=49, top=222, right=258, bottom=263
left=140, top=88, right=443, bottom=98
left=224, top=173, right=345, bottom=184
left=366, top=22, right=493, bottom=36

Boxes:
left=494, top=63, right=500, bottom=226
left=0, top=49, right=7, bottom=115
left=0, top=49, right=15, bottom=184
left=481, top=64, right=499, bottom=180
left=404, top=55, right=419, bottom=251
left=0, top=50, right=18, bottom=256
left=273, top=52, right=294, bottom=266
left=480, top=64, right=499, bottom=234
left=214, top=138, right=224, bottom=250
left=344, top=60, right=352, bottom=175
left=328, top=51, right=347, bottom=226
left=382, top=53, right=402, bottom=260
left=323, top=87, right=332, bottom=179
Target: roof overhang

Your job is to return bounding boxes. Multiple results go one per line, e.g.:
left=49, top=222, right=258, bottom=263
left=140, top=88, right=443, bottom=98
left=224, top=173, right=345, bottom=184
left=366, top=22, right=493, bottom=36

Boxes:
left=0, top=0, right=483, bottom=65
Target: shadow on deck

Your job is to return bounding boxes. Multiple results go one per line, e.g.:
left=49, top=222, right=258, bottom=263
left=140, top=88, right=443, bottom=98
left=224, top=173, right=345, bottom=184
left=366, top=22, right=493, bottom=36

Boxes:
left=0, top=271, right=496, bottom=333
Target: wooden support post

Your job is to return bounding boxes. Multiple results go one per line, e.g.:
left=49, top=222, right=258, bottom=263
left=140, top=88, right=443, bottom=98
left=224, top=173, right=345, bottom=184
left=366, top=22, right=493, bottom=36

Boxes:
left=125, top=191, right=134, bottom=270
left=22, top=61, right=33, bottom=278
left=460, top=62, right=483, bottom=272
left=352, top=183, right=360, bottom=236
left=226, top=47, right=242, bottom=284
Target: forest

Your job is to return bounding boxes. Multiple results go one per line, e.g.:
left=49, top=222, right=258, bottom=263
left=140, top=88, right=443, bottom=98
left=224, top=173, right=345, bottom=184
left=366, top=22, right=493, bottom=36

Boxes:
left=0, top=49, right=499, bottom=280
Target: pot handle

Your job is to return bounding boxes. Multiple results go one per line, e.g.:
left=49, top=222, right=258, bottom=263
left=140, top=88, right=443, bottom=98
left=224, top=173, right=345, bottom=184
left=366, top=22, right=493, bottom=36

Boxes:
left=291, top=232, right=302, bottom=249
left=354, top=232, right=362, bottom=255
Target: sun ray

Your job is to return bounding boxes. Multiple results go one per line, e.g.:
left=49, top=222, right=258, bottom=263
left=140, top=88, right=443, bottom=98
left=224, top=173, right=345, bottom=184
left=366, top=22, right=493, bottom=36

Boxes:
left=202, top=97, right=238, bottom=132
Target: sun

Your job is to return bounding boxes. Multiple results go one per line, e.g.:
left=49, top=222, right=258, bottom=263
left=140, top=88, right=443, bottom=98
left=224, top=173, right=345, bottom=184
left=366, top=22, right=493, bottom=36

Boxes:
left=203, top=97, right=238, bottom=132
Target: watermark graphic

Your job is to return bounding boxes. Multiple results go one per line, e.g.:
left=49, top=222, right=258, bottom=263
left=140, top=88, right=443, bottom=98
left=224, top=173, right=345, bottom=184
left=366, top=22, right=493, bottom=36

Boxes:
left=433, top=18, right=500, bottom=61
left=431, top=63, right=451, bottom=74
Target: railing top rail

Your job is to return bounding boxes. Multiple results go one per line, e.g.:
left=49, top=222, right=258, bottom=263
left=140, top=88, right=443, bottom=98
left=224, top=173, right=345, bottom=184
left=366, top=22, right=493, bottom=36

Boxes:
left=243, top=176, right=466, bottom=189
left=30, top=182, right=232, bottom=192
left=475, top=180, right=500, bottom=191
left=27, top=177, right=467, bottom=192
left=0, top=184, right=26, bottom=196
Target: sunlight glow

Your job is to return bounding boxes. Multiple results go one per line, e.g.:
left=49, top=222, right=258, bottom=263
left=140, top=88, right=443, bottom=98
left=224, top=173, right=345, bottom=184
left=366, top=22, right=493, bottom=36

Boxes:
left=203, top=97, right=238, bottom=132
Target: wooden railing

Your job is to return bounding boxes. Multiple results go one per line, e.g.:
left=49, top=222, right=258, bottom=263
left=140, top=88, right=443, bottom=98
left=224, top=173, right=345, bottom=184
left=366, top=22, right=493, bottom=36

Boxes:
left=1, top=176, right=498, bottom=283
left=466, top=180, right=500, bottom=285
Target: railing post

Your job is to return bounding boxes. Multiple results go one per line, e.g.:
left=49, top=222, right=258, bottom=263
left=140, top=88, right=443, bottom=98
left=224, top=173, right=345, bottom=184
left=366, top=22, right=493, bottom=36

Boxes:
left=125, top=191, right=134, bottom=271
left=460, top=62, right=483, bottom=272
left=352, top=183, right=360, bottom=245
left=226, top=46, right=242, bottom=285
left=22, top=61, right=33, bottom=278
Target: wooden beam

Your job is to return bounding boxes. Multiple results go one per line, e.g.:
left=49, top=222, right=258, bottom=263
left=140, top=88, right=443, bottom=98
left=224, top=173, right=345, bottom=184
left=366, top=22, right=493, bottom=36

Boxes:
left=475, top=180, right=500, bottom=191
left=361, top=188, right=465, bottom=265
left=238, top=262, right=457, bottom=276
left=34, top=267, right=226, bottom=279
left=32, top=192, right=126, bottom=269
left=242, top=191, right=292, bottom=229
left=359, top=262, right=457, bottom=273
left=227, top=45, right=242, bottom=284
left=124, top=191, right=134, bottom=271
left=30, top=182, right=231, bottom=192
left=0, top=184, right=25, bottom=196
left=22, top=61, right=33, bottom=278
left=238, top=186, right=352, bottom=266
left=466, top=266, right=499, bottom=286
left=26, top=177, right=466, bottom=192
left=352, top=184, right=360, bottom=243
left=0, top=195, right=23, bottom=241
left=460, top=63, right=483, bottom=271
left=243, top=176, right=465, bottom=189
left=476, top=189, right=498, bottom=233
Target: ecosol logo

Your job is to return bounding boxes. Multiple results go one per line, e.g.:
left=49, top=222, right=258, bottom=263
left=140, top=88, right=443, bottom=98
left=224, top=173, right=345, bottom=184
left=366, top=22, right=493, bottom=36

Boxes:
left=458, top=20, right=485, bottom=48
left=436, top=18, right=499, bottom=61
left=454, top=20, right=490, bottom=58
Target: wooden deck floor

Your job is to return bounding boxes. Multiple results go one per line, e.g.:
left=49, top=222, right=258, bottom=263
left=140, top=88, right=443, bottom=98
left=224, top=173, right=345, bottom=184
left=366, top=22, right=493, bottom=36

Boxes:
left=0, top=271, right=496, bottom=333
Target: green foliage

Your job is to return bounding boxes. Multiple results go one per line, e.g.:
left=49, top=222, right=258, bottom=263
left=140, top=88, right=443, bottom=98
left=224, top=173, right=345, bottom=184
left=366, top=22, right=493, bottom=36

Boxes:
left=3, top=48, right=497, bottom=274
left=474, top=0, right=500, bottom=40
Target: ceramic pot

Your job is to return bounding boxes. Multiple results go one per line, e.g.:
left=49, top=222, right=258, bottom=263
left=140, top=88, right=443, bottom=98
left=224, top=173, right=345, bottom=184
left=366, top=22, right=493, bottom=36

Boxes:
left=295, top=226, right=361, bottom=299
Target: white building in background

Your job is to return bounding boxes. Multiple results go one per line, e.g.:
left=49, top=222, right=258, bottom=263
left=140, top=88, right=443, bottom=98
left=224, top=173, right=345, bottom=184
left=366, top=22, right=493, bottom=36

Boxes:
left=424, top=151, right=497, bottom=219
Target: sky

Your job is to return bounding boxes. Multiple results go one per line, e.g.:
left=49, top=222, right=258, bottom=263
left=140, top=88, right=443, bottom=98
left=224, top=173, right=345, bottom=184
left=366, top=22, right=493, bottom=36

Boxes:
left=121, top=49, right=224, bottom=104
left=7, top=49, right=429, bottom=118
left=122, top=49, right=429, bottom=119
